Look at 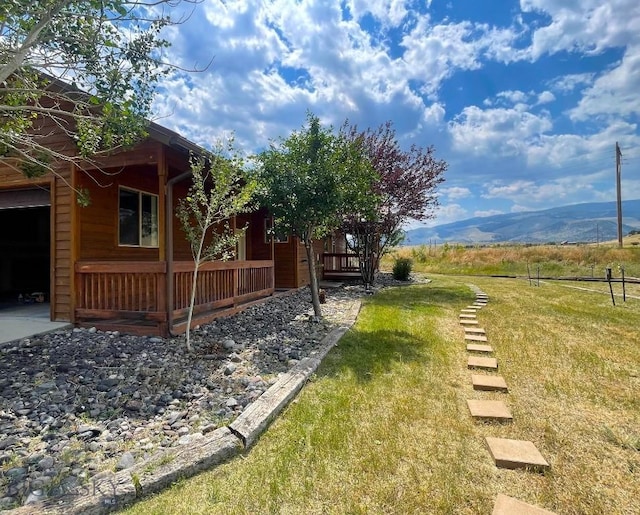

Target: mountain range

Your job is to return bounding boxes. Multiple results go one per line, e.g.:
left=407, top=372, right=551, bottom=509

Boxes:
left=404, top=200, right=640, bottom=245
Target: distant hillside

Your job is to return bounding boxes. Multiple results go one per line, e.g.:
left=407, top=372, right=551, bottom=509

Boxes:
left=404, top=200, right=640, bottom=245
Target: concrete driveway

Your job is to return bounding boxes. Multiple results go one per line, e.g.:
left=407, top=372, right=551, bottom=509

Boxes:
left=0, top=303, right=71, bottom=345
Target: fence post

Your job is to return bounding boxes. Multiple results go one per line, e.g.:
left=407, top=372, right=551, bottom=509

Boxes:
left=606, top=267, right=615, bottom=306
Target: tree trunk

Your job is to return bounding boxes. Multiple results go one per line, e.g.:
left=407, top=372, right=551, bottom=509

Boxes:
left=304, top=239, right=322, bottom=317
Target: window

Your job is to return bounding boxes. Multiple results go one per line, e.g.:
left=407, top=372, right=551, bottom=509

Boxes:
left=119, top=187, right=158, bottom=247
left=264, top=217, right=289, bottom=243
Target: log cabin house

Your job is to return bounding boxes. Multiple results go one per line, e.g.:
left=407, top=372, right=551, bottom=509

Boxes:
left=0, top=80, right=359, bottom=336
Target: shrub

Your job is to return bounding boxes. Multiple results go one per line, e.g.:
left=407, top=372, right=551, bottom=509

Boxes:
left=392, top=257, right=413, bottom=281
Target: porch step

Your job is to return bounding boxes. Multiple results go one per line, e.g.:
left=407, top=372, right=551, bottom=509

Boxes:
left=467, top=400, right=512, bottom=422
left=466, top=343, right=493, bottom=353
left=485, top=437, right=550, bottom=471
left=465, top=334, right=488, bottom=343
left=493, top=494, right=555, bottom=515
left=468, top=356, right=498, bottom=370
left=472, top=374, right=508, bottom=392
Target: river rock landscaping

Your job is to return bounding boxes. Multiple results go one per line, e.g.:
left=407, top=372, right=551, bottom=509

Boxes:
left=0, top=276, right=415, bottom=510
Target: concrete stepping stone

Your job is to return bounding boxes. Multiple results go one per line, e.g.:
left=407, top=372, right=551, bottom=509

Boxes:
left=465, top=334, right=488, bottom=343
left=467, top=400, right=512, bottom=421
left=472, top=374, right=508, bottom=392
left=464, top=327, right=486, bottom=334
left=493, top=494, right=555, bottom=515
left=468, top=356, right=498, bottom=370
left=459, top=313, right=476, bottom=319
left=485, top=437, right=550, bottom=471
left=466, top=343, right=493, bottom=353
left=460, top=319, right=479, bottom=326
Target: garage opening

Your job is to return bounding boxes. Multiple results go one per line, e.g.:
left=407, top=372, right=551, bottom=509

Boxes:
left=0, top=188, right=51, bottom=308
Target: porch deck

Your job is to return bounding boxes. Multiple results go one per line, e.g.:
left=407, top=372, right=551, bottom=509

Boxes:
left=322, top=253, right=362, bottom=280
left=75, top=260, right=275, bottom=336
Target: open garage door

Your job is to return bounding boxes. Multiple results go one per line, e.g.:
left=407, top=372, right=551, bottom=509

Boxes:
left=0, top=188, right=51, bottom=306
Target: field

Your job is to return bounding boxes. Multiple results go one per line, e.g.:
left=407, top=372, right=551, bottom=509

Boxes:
left=388, top=242, right=640, bottom=281
left=122, top=253, right=640, bottom=514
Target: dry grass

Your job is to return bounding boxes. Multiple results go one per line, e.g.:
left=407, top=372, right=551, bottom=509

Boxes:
left=121, top=276, right=640, bottom=515
left=386, top=243, right=640, bottom=278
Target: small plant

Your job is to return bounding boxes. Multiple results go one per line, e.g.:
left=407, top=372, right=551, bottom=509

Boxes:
left=392, top=257, right=413, bottom=281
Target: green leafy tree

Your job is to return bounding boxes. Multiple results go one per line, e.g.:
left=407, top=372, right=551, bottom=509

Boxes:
left=0, top=0, right=200, bottom=188
left=256, top=112, right=374, bottom=317
left=176, top=141, right=256, bottom=352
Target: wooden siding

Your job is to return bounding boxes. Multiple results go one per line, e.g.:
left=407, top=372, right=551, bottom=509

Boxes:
left=76, top=164, right=160, bottom=261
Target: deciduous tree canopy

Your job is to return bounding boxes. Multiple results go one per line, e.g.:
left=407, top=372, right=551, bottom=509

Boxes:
left=256, top=112, right=374, bottom=316
left=0, top=0, right=199, bottom=183
left=341, top=121, right=447, bottom=286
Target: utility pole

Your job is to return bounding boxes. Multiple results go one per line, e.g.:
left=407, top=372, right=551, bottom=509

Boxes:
left=616, top=142, right=623, bottom=248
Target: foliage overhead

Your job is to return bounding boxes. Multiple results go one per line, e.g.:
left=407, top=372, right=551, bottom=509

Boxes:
left=0, top=0, right=200, bottom=183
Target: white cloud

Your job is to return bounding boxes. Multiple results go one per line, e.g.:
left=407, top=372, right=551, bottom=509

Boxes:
left=441, top=186, right=472, bottom=200
left=549, top=73, right=595, bottom=94
left=520, top=0, right=640, bottom=59
left=569, top=45, right=640, bottom=122
left=427, top=203, right=469, bottom=226
left=448, top=105, right=553, bottom=157
left=537, top=91, right=555, bottom=104
left=474, top=209, right=504, bottom=218
left=346, top=0, right=410, bottom=27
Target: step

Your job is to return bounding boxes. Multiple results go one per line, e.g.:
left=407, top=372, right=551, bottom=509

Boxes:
left=459, top=313, right=477, bottom=319
left=466, top=343, right=493, bottom=353
left=472, top=302, right=486, bottom=308
left=465, top=334, right=488, bottom=343
left=472, top=374, right=508, bottom=392
left=461, top=308, right=477, bottom=313
left=485, top=437, right=550, bottom=471
left=467, top=400, right=512, bottom=421
left=493, top=494, right=555, bottom=515
left=468, top=356, right=498, bottom=370
left=464, top=327, right=486, bottom=335
left=460, top=319, right=479, bottom=326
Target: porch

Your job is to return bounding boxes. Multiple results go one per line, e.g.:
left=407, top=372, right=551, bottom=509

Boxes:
left=322, top=253, right=362, bottom=280
left=74, top=260, right=275, bottom=337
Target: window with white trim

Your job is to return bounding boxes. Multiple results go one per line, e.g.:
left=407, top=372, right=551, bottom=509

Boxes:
left=118, top=187, right=158, bottom=247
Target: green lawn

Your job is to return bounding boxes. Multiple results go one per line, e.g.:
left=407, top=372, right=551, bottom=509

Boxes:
left=122, top=276, right=640, bottom=514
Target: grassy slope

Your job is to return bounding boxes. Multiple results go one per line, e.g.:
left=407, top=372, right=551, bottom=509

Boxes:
left=122, top=276, right=640, bottom=514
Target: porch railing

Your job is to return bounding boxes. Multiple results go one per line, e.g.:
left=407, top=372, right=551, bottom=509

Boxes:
left=322, top=253, right=361, bottom=278
left=171, top=260, right=274, bottom=319
left=75, top=260, right=275, bottom=331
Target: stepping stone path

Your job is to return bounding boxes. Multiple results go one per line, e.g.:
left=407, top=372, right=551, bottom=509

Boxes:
left=465, top=333, right=488, bottom=343
left=485, top=437, right=550, bottom=471
left=472, top=374, right=508, bottom=392
left=461, top=288, right=552, bottom=513
left=467, top=356, right=498, bottom=370
left=466, top=343, right=493, bottom=353
left=467, top=400, right=513, bottom=422
left=493, top=494, right=556, bottom=515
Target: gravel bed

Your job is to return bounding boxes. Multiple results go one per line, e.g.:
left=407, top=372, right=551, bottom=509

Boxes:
left=0, top=274, right=419, bottom=509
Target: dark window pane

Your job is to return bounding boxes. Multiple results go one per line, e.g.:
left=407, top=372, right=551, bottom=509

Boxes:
left=119, top=189, right=139, bottom=245
left=141, top=194, right=158, bottom=247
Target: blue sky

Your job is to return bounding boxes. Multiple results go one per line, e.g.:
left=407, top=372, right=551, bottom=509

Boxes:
left=152, top=0, right=640, bottom=229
